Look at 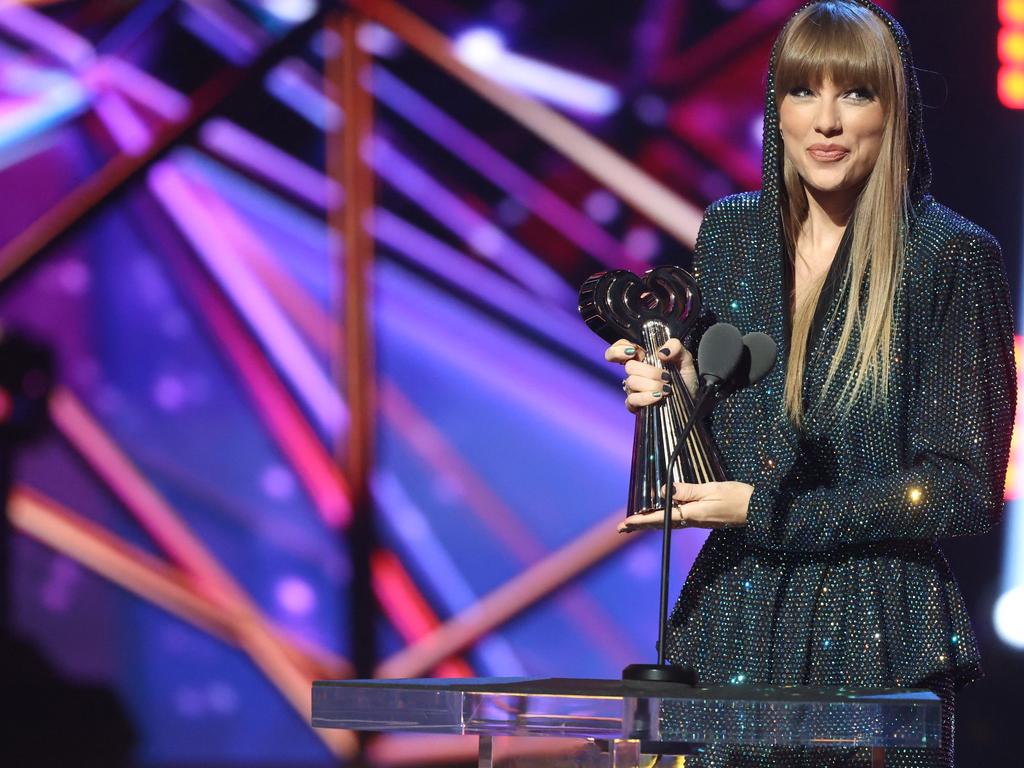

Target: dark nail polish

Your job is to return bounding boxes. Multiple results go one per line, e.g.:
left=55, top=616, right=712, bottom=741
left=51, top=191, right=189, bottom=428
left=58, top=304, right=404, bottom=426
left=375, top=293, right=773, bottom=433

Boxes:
left=661, top=372, right=672, bottom=382
left=659, top=347, right=670, bottom=356
left=663, top=385, right=671, bottom=393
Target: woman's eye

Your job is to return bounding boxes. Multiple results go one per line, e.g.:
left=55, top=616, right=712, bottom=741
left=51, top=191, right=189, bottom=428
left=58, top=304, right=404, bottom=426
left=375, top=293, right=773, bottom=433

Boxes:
left=845, top=88, right=876, bottom=101
left=789, top=87, right=813, bottom=97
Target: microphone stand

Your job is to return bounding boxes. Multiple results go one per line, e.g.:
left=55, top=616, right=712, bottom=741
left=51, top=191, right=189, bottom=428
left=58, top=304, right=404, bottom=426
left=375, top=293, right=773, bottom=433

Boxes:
left=622, top=380, right=719, bottom=685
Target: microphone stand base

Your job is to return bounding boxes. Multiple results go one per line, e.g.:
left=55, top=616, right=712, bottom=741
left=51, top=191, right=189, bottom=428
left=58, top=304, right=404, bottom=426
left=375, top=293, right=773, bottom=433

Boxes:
left=622, top=663, right=697, bottom=685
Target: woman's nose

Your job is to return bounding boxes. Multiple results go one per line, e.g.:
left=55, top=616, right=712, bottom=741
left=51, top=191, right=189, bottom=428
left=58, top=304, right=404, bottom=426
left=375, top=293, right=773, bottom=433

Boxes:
left=814, top=100, right=842, bottom=136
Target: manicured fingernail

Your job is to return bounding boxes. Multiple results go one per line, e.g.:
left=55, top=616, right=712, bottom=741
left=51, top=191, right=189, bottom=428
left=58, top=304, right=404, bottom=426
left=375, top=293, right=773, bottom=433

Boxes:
left=624, top=346, right=636, bottom=355
left=662, top=385, right=671, bottom=393
left=652, top=391, right=662, bottom=398
left=659, top=347, right=670, bottom=356
left=661, top=372, right=672, bottom=382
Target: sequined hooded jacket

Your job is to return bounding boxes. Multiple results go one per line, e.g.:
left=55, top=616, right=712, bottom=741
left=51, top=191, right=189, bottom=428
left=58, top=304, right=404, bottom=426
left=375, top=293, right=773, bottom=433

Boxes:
left=666, top=0, right=1016, bottom=692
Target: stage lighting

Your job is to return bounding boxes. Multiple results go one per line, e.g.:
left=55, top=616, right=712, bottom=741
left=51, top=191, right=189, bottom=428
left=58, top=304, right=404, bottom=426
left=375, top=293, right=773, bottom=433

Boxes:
left=259, top=0, right=316, bottom=24
left=999, top=28, right=1024, bottom=64
left=1000, top=0, right=1024, bottom=26
left=453, top=28, right=505, bottom=68
left=452, top=27, right=620, bottom=116
left=994, top=585, right=1024, bottom=649
left=998, top=67, right=1024, bottom=109
left=999, top=0, right=1024, bottom=108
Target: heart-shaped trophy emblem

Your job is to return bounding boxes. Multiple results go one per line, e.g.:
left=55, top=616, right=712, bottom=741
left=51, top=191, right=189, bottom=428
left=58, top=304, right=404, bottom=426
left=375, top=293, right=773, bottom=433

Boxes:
left=578, top=266, right=701, bottom=347
left=579, top=266, right=725, bottom=516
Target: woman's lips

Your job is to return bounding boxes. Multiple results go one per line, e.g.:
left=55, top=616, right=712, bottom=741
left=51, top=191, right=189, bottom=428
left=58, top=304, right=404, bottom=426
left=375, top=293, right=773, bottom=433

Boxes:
left=808, top=147, right=849, bottom=161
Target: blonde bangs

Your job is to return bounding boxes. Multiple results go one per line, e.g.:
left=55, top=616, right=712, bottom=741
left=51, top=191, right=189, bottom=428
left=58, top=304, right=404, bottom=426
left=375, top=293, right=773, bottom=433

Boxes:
left=774, top=2, right=899, bottom=109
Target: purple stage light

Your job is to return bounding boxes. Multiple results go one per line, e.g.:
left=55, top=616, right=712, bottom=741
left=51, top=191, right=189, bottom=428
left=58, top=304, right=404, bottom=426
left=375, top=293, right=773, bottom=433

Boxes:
left=0, top=6, right=95, bottom=70
left=373, top=209, right=594, bottom=354
left=371, top=136, right=576, bottom=307
left=54, top=258, right=92, bottom=296
left=177, top=0, right=266, bottom=66
left=310, top=28, right=343, bottom=59
left=180, top=142, right=593, bottom=358
left=371, top=67, right=628, bottom=267
left=261, top=463, right=297, bottom=500
left=582, top=189, right=620, bottom=224
left=94, top=91, right=151, bottom=155
left=171, top=148, right=326, bottom=257
left=376, top=260, right=630, bottom=462
left=264, top=57, right=342, bottom=131
left=148, top=160, right=346, bottom=437
left=495, top=196, right=529, bottom=227
left=274, top=575, right=317, bottom=617
left=356, top=23, right=401, bottom=58
left=98, top=56, right=190, bottom=123
left=40, top=555, right=80, bottom=613
left=0, top=79, right=91, bottom=152
left=206, top=681, right=240, bottom=715
left=453, top=28, right=505, bottom=68
left=453, top=27, right=620, bottom=117
left=152, top=374, right=189, bottom=412
left=174, top=686, right=206, bottom=718
left=373, top=471, right=526, bottom=675
left=1, top=58, right=74, bottom=95
left=200, top=118, right=342, bottom=210
left=252, top=0, right=317, bottom=25
left=623, top=226, right=660, bottom=262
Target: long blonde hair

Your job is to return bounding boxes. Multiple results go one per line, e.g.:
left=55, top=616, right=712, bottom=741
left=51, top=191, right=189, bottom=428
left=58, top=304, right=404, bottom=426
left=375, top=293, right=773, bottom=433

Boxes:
left=775, top=1, right=910, bottom=428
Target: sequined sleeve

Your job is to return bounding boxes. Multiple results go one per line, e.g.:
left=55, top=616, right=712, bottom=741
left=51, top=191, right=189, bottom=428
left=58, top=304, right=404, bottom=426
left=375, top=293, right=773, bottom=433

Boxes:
left=683, top=202, right=726, bottom=359
left=744, top=232, right=1016, bottom=552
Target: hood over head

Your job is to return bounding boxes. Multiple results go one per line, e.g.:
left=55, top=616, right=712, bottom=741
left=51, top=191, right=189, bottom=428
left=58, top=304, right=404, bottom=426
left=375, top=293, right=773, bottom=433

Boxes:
left=756, top=0, right=931, bottom=240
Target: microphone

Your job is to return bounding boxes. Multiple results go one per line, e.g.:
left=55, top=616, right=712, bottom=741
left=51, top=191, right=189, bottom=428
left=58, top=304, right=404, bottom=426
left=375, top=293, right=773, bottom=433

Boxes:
left=659, top=329, right=777, bottom=501
left=681, top=323, right=746, bottom=424
left=698, top=330, right=779, bottom=409
left=696, top=322, right=745, bottom=391
left=742, top=332, right=778, bottom=387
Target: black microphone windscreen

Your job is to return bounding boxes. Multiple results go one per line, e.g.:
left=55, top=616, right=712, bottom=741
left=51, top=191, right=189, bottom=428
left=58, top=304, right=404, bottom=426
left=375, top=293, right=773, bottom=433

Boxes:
left=742, top=332, right=778, bottom=386
left=698, top=323, right=744, bottom=385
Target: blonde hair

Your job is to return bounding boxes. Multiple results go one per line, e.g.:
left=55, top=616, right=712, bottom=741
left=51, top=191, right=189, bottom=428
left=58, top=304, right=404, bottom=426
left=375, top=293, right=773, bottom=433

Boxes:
left=774, top=1, right=910, bottom=429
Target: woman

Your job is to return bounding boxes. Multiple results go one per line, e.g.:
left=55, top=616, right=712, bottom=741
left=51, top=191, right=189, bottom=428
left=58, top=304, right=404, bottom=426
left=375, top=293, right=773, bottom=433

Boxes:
left=610, top=1, right=1016, bottom=766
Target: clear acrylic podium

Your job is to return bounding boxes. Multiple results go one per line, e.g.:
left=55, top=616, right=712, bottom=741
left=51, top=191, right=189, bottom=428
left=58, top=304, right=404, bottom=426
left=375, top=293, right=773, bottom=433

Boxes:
left=312, top=677, right=941, bottom=766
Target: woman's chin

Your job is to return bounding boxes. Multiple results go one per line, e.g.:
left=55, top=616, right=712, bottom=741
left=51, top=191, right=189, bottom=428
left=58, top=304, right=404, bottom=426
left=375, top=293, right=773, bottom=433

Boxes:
left=801, top=176, right=862, bottom=198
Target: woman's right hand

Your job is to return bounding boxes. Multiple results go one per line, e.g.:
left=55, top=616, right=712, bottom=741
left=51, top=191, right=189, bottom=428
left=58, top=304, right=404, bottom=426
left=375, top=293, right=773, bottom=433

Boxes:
left=605, top=338, right=698, bottom=414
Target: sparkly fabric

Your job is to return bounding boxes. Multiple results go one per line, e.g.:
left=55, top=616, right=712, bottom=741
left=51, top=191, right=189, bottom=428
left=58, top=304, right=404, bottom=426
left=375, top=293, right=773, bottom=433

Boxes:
left=664, top=2, right=1016, bottom=766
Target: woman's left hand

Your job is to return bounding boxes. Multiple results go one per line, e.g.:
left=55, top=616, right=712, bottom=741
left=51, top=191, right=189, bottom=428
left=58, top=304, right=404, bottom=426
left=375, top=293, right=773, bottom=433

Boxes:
left=617, top=481, right=754, bottom=532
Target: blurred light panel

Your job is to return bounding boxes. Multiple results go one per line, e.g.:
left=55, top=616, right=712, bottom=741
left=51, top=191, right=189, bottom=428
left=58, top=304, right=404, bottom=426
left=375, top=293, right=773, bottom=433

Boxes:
left=453, top=27, right=621, bottom=116
left=994, top=303, right=1024, bottom=645
left=994, top=0, right=1024, bottom=640
left=994, top=586, right=1024, bottom=649
left=257, top=0, right=316, bottom=24
left=999, top=0, right=1024, bottom=108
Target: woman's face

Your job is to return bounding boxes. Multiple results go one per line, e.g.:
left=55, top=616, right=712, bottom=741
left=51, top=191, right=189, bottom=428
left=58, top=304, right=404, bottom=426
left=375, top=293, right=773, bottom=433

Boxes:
left=778, top=78, right=885, bottom=200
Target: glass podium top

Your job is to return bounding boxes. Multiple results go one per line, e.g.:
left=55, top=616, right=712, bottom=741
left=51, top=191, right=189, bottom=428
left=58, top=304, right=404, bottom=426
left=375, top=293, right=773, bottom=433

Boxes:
left=312, top=677, right=942, bottom=749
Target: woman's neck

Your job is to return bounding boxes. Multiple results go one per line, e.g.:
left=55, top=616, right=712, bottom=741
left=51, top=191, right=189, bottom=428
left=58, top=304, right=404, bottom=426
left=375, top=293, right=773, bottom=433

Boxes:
left=800, top=185, right=856, bottom=254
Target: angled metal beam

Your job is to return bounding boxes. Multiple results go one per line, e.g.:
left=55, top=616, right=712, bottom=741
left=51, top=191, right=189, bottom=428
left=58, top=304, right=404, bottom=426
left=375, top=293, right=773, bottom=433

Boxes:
left=9, top=485, right=357, bottom=758
left=329, top=9, right=380, bottom=680
left=48, top=387, right=350, bottom=678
